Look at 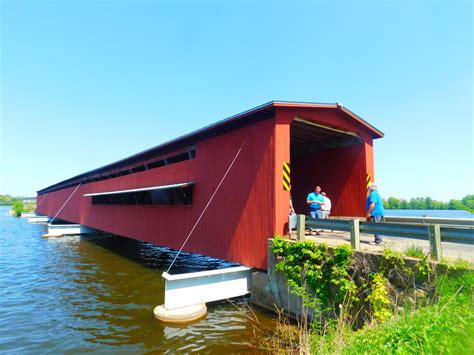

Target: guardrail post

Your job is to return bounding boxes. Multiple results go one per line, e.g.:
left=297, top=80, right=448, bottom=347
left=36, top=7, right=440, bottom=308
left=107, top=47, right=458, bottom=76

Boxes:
left=350, top=219, right=360, bottom=250
left=428, top=224, right=442, bottom=260
left=296, top=214, right=306, bottom=241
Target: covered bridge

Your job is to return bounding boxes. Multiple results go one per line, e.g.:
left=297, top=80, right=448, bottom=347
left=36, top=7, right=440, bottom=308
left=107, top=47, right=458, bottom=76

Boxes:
left=36, top=101, right=383, bottom=269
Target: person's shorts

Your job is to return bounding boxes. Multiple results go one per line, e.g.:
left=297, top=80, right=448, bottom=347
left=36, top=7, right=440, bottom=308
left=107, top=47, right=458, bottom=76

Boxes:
left=310, top=210, right=322, bottom=219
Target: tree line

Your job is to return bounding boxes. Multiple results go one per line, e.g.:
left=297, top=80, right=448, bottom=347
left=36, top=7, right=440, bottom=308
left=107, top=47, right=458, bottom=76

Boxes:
left=382, top=194, right=474, bottom=213
left=0, top=195, right=35, bottom=206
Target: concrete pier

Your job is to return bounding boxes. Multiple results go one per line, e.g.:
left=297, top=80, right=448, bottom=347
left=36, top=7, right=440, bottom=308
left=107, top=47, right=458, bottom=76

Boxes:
left=155, top=266, right=251, bottom=323
left=42, top=224, right=98, bottom=238
left=27, top=215, right=51, bottom=224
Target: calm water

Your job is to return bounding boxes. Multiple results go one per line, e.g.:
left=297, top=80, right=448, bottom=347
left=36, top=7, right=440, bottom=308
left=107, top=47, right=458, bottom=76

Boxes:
left=385, top=209, right=474, bottom=218
left=0, top=206, right=274, bottom=353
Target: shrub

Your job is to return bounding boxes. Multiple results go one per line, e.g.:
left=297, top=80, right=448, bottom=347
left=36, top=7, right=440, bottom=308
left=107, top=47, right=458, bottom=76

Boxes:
left=12, top=201, right=23, bottom=217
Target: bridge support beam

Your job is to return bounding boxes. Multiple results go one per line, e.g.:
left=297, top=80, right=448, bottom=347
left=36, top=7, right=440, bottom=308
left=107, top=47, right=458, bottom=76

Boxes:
left=42, top=224, right=98, bottom=238
left=27, top=215, right=51, bottom=224
left=154, top=266, right=252, bottom=323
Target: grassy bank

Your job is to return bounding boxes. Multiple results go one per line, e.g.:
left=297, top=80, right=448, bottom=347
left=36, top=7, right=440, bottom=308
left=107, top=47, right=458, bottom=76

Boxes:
left=259, top=237, right=473, bottom=354
left=312, top=272, right=474, bottom=354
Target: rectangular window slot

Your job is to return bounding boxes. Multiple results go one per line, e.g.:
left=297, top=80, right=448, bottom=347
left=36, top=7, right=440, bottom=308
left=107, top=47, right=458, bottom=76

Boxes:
left=86, top=183, right=194, bottom=206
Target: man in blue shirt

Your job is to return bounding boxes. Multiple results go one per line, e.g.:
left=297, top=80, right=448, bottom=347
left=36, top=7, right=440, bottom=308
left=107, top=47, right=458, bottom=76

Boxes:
left=307, top=186, right=325, bottom=235
left=365, top=182, right=385, bottom=245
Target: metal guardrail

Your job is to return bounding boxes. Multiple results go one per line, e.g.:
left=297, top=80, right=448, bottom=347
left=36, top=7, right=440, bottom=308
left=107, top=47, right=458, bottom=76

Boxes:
left=295, top=215, right=474, bottom=260
left=384, top=216, right=474, bottom=227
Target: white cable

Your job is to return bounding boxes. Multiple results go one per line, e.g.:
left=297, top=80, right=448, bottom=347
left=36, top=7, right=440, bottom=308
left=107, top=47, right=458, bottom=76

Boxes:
left=166, top=133, right=250, bottom=273
left=34, top=193, right=48, bottom=213
left=49, top=180, right=83, bottom=224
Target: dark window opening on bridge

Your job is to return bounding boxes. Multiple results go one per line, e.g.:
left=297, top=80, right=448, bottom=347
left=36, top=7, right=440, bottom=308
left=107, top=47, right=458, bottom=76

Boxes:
left=87, top=183, right=194, bottom=206
left=38, top=148, right=196, bottom=195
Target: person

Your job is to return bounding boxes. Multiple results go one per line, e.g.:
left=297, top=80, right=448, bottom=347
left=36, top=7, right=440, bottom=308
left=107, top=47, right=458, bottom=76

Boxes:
left=288, top=190, right=297, bottom=235
left=307, top=185, right=325, bottom=234
left=320, top=192, right=331, bottom=232
left=289, top=192, right=295, bottom=215
left=366, top=182, right=385, bottom=245
left=321, top=192, right=331, bottom=219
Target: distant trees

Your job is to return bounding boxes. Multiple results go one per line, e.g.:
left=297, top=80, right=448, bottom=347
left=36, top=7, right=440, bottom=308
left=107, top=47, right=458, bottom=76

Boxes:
left=1, top=195, right=36, bottom=217
left=0, top=195, right=18, bottom=206
left=382, top=195, right=474, bottom=213
left=0, top=194, right=35, bottom=206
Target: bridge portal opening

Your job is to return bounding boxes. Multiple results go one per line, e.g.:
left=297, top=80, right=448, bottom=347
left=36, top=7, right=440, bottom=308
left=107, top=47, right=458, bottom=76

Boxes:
left=290, top=118, right=363, bottom=216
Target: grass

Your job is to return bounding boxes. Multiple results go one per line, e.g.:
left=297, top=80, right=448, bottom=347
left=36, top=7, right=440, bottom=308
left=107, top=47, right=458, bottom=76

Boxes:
left=259, top=239, right=473, bottom=353
left=311, top=272, right=474, bottom=354
left=404, top=244, right=425, bottom=259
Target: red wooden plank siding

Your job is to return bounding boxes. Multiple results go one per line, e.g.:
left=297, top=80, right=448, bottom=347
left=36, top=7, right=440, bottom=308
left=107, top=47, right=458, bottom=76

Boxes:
left=36, top=103, right=381, bottom=270
left=37, top=120, right=275, bottom=269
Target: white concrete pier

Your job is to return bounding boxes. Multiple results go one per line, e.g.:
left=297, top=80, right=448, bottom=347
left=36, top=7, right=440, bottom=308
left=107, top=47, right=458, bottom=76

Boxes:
left=42, top=224, right=98, bottom=237
left=27, top=215, right=51, bottom=224
left=154, top=266, right=252, bottom=323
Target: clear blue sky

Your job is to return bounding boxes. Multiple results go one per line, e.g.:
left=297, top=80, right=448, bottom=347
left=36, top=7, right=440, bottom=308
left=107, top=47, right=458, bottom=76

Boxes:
left=1, top=0, right=472, bottom=202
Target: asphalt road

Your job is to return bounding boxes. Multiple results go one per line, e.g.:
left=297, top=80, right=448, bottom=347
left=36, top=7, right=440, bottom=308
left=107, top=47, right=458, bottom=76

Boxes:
left=301, top=230, right=474, bottom=263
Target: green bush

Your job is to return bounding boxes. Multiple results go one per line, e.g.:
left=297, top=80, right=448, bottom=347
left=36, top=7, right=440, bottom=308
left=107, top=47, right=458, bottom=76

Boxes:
left=12, top=201, right=23, bottom=217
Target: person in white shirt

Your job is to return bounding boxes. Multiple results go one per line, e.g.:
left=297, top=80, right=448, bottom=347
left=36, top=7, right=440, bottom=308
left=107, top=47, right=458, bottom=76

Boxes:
left=321, top=192, right=331, bottom=219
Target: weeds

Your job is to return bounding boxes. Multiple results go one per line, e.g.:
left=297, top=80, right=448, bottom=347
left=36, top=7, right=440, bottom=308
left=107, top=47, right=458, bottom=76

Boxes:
left=404, top=244, right=425, bottom=258
left=257, top=237, right=473, bottom=353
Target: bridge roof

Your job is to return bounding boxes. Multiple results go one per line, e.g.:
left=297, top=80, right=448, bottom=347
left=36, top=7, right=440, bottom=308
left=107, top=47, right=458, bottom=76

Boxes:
left=38, top=101, right=383, bottom=194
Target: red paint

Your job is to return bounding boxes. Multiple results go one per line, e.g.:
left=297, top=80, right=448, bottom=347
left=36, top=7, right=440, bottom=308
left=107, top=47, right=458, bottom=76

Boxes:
left=37, top=103, right=381, bottom=269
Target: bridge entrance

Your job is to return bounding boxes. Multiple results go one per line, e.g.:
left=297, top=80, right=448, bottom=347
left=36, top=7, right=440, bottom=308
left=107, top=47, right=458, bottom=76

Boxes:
left=289, top=117, right=366, bottom=217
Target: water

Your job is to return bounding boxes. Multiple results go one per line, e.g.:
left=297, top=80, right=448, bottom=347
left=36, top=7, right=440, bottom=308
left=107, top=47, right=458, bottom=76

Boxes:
left=0, top=206, right=274, bottom=353
left=385, top=209, right=473, bottom=218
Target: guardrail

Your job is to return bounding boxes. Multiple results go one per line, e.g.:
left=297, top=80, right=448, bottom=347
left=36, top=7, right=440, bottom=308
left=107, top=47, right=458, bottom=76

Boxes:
left=384, top=216, right=474, bottom=227
left=294, top=215, right=474, bottom=260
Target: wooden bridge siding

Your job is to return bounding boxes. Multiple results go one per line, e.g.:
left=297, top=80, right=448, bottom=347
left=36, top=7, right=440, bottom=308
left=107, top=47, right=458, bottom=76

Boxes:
left=36, top=106, right=378, bottom=269
left=37, top=119, right=276, bottom=269
left=189, top=119, right=275, bottom=268
left=291, top=144, right=368, bottom=217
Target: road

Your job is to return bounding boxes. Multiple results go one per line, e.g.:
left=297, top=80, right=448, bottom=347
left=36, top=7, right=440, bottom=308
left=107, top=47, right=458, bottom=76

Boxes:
left=299, top=230, right=474, bottom=263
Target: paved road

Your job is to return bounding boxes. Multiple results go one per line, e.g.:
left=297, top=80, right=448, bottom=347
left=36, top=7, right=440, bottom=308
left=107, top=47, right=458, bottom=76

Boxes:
left=299, top=230, right=474, bottom=263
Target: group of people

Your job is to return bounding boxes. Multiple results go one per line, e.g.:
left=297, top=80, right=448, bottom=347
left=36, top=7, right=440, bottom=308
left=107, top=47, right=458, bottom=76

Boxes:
left=297, top=182, right=384, bottom=244
left=306, top=185, right=331, bottom=217
left=305, top=185, right=332, bottom=235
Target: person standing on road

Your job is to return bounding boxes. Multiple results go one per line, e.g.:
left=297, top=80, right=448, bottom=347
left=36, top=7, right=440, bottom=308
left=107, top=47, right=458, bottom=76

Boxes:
left=307, top=185, right=325, bottom=234
left=321, top=192, right=331, bottom=219
left=320, top=192, right=332, bottom=233
left=366, top=182, right=385, bottom=245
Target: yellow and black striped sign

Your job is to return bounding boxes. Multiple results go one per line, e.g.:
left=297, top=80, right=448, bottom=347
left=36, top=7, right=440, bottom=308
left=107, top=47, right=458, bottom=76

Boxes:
left=366, top=173, right=371, bottom=189
left=283, top=162, right=291, bottom=191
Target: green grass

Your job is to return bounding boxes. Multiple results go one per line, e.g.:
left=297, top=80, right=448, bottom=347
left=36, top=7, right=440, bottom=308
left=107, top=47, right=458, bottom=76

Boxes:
left=404, top=244, right=425, bottom=259
left=312, top=272, right=474, bottom=354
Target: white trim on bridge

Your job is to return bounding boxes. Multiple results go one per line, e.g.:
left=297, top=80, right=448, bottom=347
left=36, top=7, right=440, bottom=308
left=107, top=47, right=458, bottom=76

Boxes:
left=83, top=182, right=194, bottom=197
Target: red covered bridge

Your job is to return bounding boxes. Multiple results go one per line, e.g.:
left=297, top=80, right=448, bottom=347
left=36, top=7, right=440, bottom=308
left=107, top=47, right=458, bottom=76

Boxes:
left=36, top=101, right=383, bottom=269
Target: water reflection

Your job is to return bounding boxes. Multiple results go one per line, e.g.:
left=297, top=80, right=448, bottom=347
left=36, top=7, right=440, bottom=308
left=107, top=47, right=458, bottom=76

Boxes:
left=0, top=207, right=274, bottom=353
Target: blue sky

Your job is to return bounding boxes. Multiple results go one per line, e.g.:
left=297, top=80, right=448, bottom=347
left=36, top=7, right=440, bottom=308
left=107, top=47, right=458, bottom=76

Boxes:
left=1, top=0, right=472, bottom=201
